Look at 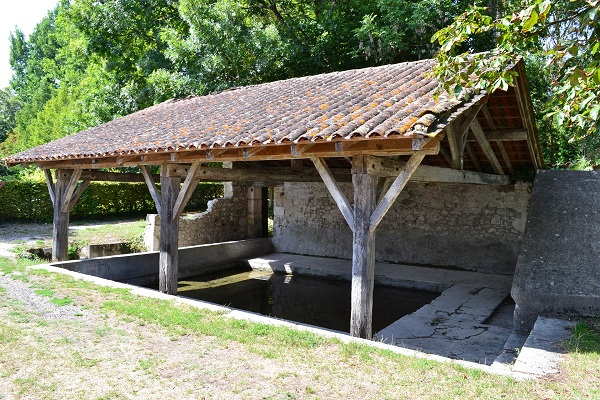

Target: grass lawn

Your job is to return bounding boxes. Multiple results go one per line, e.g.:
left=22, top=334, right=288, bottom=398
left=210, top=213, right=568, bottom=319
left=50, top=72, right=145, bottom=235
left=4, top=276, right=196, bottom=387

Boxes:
left=1, top=257, right=599, bottom=399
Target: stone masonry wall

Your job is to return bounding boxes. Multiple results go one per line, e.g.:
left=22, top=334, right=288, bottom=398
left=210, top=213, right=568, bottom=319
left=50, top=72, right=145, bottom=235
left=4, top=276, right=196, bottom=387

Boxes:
left=144, top=182, right=249, bottom=251
left=272, top=181, right=531, bottom=274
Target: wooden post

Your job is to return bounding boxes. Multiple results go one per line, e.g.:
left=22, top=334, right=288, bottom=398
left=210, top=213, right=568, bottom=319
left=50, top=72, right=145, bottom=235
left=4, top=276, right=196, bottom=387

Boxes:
left=350, top=155, right=378, bottom=339
left=47, top=169, right=83, bottom=261
left=159, top=165, right=181, bottom=294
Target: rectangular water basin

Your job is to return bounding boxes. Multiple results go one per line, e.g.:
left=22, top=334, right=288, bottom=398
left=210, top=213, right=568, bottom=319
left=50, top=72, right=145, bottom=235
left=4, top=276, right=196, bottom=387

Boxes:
left=173, top=267, right=440, bottom=333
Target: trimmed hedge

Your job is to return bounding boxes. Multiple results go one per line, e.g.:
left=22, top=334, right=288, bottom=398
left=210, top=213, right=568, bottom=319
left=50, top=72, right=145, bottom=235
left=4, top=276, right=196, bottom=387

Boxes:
left=0, top=180, right=223, bottom=222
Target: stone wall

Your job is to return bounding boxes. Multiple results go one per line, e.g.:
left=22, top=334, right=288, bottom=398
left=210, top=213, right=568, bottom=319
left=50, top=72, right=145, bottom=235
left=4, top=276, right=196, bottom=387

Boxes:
left=144, top=182, right=250, bottom=251
left=272, top=181, right=531, bottom=274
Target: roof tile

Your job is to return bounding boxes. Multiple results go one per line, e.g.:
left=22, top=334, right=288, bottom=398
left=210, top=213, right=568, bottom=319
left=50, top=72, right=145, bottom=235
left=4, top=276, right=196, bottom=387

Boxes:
left=6, top=59, right=470, bottom=164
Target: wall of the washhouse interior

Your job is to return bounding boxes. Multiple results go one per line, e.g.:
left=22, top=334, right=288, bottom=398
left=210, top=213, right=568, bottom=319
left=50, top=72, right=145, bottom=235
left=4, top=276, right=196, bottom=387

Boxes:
left=271, top=181, right=532, bottom=275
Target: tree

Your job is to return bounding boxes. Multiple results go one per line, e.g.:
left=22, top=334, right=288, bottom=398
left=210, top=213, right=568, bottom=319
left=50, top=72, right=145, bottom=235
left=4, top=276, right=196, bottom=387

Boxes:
left=431, top=0, right=600, bottom=142
left=0, top=88, right=20, bottom=142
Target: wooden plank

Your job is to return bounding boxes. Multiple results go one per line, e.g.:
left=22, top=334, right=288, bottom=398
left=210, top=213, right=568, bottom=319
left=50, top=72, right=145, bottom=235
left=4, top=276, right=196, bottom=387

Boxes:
left=412, top=164, right=510, bottom=185
left=377, top=177, right=393, bottom=205
left=465, top=129, right=527, bottom=142
left=172, top=161, right=202, bottom=219
left=44, top=169, right=55, bottom=206
left=497, top=141, right=515, bottom=176
left=158, top=165, right=181, bottom=295
left=514, top=61, right=544, bottom=169
left=350, top=155, right=378, bottom=339
left=68, top=181, right=90, bottom=212
left=369, top=152, right=426, bottom=233
left=445, top=121, right=463, bottom=170
left=60, top=169, right=82, bottom=213
left=80, top=170, right=159, bottom=183
left=352, top=155, right=406, bottom=177
left=311, top=157, right=354, bottom=229
left=481, top=104, right=497, bottom=131
left=470, top=119, right=505, bottom=175
left=439, top=145, right=452, bottom=167
left=464, top=142, right=482, bottom=173
left=140, top=165, right=162, bottom=215
left=18, top=137, right=441, bottom=169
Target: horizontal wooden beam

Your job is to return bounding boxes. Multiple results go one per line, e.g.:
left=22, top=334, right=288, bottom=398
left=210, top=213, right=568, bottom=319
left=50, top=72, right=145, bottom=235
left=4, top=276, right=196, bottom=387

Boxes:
left=19, top=137, right=440, bottom=169
left=462, top=129, right=527, bottom=142
left=80, top=170, right=159, bottom=182
left=74, top=160, right=510, bottom=185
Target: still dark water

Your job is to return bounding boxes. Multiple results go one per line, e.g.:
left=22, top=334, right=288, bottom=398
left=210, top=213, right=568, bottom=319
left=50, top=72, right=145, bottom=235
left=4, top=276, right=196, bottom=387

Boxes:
left=173, top=268, right=439, bottom=333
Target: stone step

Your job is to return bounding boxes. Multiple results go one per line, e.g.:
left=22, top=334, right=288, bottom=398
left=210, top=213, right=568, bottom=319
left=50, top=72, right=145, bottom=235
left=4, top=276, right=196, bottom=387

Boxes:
left=509, top=316, right=575, bottom=377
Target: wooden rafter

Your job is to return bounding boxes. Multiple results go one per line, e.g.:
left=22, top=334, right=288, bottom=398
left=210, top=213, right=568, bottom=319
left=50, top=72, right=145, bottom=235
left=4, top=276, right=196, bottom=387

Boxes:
left=311, top=157, right=354, bottom=228
left=470, top=119, right=505, bottom=175
left=369, top=152, right=426, bottom=233
left=172, top=161, right=202, bottom=220
left=140, top=165, right=162, bottom=215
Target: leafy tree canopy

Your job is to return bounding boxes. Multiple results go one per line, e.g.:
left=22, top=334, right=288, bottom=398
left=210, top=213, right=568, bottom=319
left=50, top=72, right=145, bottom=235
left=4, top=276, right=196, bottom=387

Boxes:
left=432, top=0, right=600, bottom=143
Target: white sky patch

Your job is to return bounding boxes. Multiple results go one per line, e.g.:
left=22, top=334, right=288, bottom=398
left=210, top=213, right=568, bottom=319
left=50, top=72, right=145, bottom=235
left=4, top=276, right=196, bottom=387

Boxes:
left=0, top=0, right=59, bottom=88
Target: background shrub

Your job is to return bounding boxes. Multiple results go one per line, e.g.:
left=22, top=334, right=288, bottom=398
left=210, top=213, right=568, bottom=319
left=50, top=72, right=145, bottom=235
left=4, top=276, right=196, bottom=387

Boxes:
left=0, top=179, right=223, bottom=222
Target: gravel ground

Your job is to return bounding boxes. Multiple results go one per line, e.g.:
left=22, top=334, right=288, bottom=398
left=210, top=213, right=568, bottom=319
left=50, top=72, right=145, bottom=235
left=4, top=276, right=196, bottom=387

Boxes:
left=0, top=273, right=88, bottom=321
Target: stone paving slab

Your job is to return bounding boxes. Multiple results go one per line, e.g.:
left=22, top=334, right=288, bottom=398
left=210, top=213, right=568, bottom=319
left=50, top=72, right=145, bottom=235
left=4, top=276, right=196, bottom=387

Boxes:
left=512, top=316, right=575, bottom=376
left=375, top=284, right=512, bottom=365
left=247, top=253, right=515, bottom=365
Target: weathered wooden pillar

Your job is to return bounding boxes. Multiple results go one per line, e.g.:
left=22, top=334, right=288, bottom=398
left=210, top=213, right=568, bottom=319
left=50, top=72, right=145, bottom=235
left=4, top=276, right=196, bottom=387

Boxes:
left=45, top=169, right=85, bottom=262
left=159, top=165, right=181, bottom=294
left=52, top=170, right=72, bottom=261
left=312, top=153, right=426, bottom=339
left=350, top=156, right=378, bottom=339
left=141, top=162, right=201, bottom=295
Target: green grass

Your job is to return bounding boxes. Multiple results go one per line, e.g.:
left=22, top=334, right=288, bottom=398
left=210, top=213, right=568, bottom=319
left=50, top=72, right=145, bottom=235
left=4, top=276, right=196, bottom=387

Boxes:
left=1, top=256, right=600, bottom=399
left=34, top=288, right=54, bottom=297
left=50, top=297, right=74, bottom=306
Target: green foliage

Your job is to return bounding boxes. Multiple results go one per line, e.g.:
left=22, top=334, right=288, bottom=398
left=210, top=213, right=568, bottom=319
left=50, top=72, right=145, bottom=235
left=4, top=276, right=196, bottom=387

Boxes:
left=432, top=0, right=600, bottom=162
left=355, top=0, right=496, bottom=64
left=0, top=177, right=222, bottom=222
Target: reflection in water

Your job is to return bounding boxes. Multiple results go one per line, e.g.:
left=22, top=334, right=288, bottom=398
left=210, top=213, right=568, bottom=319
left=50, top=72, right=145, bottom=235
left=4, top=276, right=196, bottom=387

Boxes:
left=176, top=268, right=439, bottom=333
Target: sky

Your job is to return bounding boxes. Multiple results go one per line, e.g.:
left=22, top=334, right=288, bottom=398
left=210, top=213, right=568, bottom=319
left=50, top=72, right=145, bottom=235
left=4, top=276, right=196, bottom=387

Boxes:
left=0, top=0, right=59, bottom=88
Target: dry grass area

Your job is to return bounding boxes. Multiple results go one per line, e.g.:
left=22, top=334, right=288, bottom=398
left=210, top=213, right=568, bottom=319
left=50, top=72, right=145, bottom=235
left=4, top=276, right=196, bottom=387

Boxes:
left=1, top=258, right=599, bottom=400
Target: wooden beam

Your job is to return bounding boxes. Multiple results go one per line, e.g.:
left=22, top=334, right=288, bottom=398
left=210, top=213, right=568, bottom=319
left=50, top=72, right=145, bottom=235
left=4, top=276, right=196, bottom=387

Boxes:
left=445, top=121, right=463, bottom=170
left=465, top=129, right=528, bottom=142
left=470, top=119, right=505, bottom=175
left=44, top=169, right=55, bottom=206
left=60, top=169, right=82, bottom=213
left=481, top=104, right=497, bottom=131
left=439, top=145, right=452, bottom=167
left=69, top=181, right=90, bottom=212
left=464, top=142, right=482, bottom=173
left=351, top=155, right=407, bottom=177
left=514, top=60, right=544, bottom=170
left=350, top=155, right=378, bottom=339
left=497, top=141, right=515, bottom=176
left=80, top=170, right=159, bottom=183
left=51, top=169, right=81, bottom=261
left=20, top=137, right=441, bottom=169
left=370, top=152, right=426, bottom=233
left=311, top=157, right=354, bottom=228
left=412, top=164, right=510, bottom=185
left=140, top=165, right=162, bottom=215
left=158, top=165, right=181, bottom=295
left=172, top=161, right=202, bottom=219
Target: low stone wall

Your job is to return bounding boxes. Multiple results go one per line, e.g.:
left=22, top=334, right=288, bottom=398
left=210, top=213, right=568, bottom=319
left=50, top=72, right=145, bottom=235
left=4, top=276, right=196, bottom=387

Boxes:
left=144, top=182, right=249, bottom=251
left=52, top=238, right=274, bottom=286
left=272, top=181, right=531, bottom=274
left=512, top=170, right=600, bottom=330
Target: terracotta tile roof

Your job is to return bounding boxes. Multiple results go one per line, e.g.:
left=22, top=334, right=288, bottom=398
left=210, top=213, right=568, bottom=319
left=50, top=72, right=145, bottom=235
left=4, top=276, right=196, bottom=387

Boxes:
left=5, top=59, right=479, bottom=165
